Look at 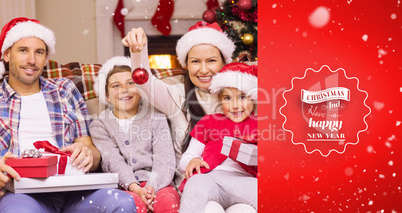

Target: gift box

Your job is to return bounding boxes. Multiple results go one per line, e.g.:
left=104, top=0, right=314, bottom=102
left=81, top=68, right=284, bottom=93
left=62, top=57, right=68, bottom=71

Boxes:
left=9, top=173, right=119, bottom=194
left=221, top=136, right=258, bottom=166
left=33, top=141, right=84, bottom=175
left=6, top=156, right=58, bottom=178
left=41, top=152, right=84, bottom=175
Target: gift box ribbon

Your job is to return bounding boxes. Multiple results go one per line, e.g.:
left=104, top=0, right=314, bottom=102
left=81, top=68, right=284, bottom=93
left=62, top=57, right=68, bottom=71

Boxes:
left=33, top=141, right=72, bottom=175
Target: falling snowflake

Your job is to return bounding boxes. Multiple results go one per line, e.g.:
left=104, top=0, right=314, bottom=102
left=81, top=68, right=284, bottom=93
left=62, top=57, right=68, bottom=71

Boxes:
left=121, top=8, right=129, bottom=16
left=345, top=167, right=353, bottom=176
left=373, top=101, right=385, bottom=111
left=309, top=6, right=331, bottom=28
left=362, top=34, right=368, bottom=41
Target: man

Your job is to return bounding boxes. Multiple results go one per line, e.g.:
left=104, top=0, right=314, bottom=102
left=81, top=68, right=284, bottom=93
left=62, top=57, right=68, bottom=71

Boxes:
left=0, top=17, right=136, bottom=212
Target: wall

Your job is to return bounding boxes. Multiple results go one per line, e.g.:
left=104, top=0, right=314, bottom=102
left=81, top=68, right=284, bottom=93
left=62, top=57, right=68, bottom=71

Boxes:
left=36, top=0, right=97, bottom=64
left=1, top=0, right=218, bottom=64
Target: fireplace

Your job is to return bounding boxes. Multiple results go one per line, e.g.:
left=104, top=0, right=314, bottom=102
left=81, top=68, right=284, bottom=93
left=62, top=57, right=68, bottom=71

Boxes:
left=124, top=35, right=182, bottom=68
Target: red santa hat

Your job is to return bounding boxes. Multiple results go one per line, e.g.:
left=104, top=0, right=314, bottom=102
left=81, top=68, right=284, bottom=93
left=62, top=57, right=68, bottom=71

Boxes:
left=209, top=62, right=258, bottom=101
left=0, top=17, right=56, bottom=79
left=94, top=56, right=132, bottom=105
left=176, top=21, right=235, bottom=67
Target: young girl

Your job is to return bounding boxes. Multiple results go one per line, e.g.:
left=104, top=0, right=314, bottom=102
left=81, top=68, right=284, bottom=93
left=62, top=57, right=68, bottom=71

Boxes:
left=90, top=56, right=180, bottom=212
left=178, top=62, right=258, bottom=213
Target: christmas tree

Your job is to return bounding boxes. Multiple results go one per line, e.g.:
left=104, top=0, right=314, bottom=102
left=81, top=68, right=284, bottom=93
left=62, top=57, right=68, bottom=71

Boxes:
left=216, top=0, right=258, bottom=61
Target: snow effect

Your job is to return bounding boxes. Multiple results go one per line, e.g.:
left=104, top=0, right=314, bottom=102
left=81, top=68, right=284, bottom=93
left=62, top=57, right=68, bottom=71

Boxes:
left=309, top=6, right=331, bottom=28
left=373, top=101, right=385, bottom=111
left=362, top=34, right=368, bottom=41
left=378, top=48, right=387, bottom=58
left=345, top=167, right=353, bottom=176
left=390, top=13, right=397, bottom=19
left=121, top=8, right=129, bottom=16
left=83, top=29, right=89, bottom=36
left=366, top=145, right=374, bottom=153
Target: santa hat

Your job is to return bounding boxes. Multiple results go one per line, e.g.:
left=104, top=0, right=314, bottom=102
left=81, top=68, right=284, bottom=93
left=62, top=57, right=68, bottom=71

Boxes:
left=176, top=21, right=235, bottom=67
left=94, top=56, right=132, bottom=105
left=209, top=62, right=258, bottom=101
left=0, top=17, right=56, bottom=79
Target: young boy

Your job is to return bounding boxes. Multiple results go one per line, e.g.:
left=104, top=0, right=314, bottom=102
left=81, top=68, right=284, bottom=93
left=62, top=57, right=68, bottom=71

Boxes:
left=90, top=56, right=180, bottom=212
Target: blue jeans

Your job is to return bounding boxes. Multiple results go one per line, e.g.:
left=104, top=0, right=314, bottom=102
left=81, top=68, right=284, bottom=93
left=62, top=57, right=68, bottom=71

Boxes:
left=0, top=188, right=136, bottom=213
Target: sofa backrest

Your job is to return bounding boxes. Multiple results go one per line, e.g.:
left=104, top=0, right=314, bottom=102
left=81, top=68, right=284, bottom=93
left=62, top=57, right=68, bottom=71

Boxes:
left=0, top=59, right=185, bottom=118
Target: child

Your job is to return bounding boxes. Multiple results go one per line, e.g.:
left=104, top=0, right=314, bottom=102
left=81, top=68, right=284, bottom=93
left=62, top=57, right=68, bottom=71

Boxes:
left=90, top=56, right=180, bottom=212
left=178, top=62, right=258, bottom=213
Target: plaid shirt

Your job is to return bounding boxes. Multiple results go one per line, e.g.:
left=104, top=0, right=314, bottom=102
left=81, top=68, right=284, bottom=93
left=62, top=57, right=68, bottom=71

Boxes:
left=0, top=76, right=92, bottom=157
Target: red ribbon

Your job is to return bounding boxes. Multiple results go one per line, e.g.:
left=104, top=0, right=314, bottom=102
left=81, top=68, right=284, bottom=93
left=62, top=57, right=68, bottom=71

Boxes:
left=228, top=139, right=242, bottom=161
left=33, top=141, right=71, bottom=175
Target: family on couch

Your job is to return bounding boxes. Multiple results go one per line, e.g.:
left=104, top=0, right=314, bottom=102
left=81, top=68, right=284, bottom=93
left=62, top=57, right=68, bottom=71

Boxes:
left=0, top=17, right=257, bottom=213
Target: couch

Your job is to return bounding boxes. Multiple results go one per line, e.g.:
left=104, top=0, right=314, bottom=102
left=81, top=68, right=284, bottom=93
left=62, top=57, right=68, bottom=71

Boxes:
left=40, top=59, right=185, bottom=118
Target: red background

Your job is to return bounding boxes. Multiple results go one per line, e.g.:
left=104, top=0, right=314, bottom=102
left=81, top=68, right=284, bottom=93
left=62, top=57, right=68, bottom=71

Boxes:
left=258, top=0, right=401, bottom=212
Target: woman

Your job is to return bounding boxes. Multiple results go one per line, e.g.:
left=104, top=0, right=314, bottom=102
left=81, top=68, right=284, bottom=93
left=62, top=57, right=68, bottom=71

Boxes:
left=123, top=22, right=256, bottom=212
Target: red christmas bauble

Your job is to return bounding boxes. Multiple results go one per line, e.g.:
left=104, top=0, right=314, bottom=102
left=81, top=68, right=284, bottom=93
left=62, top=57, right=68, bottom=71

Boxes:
left=132, top=68, right=149, bottom=85
left=237, top=0, right=253, bottom=11
left=202, top=9, right=216, bottom=23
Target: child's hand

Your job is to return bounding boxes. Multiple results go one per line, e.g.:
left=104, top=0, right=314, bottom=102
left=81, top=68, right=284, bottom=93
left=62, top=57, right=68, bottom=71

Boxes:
left=122, top=27, right=147, bottom=53
left=144, top=185, right=156, bottom=211
left=185, top=157, right=210, bottom=179
left=129, top=183, right=151, bottom=208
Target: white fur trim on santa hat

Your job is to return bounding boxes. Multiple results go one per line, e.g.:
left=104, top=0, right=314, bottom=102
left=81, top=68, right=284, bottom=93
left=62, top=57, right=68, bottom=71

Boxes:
left=0, top=61, right=5, bottom=79
left=1, top=21, right=56, bottom=57
left=176, top=27, right=235, bottom=67
left=94, top=56, right=132, bottom=105
left=209, top=70, right=258, bottom=101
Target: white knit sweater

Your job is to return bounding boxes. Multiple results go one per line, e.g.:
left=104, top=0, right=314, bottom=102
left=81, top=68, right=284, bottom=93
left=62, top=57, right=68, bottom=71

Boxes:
left=131, top=46, right=222, bottom=186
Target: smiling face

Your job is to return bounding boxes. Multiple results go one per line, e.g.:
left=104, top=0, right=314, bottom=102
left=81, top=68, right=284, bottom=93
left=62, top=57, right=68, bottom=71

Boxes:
left=4, top=37, right=48, bottom=93
left=186, top=44, right=225, bottom=91
left=106, top=70, right=141, bottom=119
left=220, top=87, right=254, bottom=123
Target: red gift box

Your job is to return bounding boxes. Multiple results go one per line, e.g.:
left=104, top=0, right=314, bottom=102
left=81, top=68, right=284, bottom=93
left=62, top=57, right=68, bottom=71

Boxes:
left=221, top=136, right=258, bottom=166
left=6, top=156, right=58, bottom=178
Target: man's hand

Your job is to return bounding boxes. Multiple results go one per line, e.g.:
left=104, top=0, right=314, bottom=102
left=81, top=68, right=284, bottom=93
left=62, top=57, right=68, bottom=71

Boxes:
left=0, top=152, right=20, bottom=187
left=122, top=27, right=148, bottom=53
left=185, top=157, right=210, bottom=180
left=60, top=143, right=93, bottom=173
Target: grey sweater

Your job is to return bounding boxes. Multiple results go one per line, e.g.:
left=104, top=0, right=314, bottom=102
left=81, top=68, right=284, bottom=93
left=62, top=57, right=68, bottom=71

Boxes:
left=89, top=106, right=176, bottom=192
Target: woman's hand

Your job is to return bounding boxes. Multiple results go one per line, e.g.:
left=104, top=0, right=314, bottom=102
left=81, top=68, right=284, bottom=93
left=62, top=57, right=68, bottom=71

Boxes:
left=0, top=152, right=20, bottom=187
left=122, top=27, right=148, bottom=53
left=60, top=143, right=93, bottom=173
left=185, top=157, right=210, bottom=180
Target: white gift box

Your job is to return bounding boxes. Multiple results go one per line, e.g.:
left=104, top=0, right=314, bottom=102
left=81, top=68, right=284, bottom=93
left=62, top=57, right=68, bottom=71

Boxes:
left=10, top=173, right=119, bottom=194
left=221, top=136, right=258, bottom=166
left=41, top=152, right=85, bottom=175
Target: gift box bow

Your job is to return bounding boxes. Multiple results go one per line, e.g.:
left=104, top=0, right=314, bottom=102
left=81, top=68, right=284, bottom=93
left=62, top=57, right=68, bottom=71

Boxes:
left=33, top=141, right=72, bottom=175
